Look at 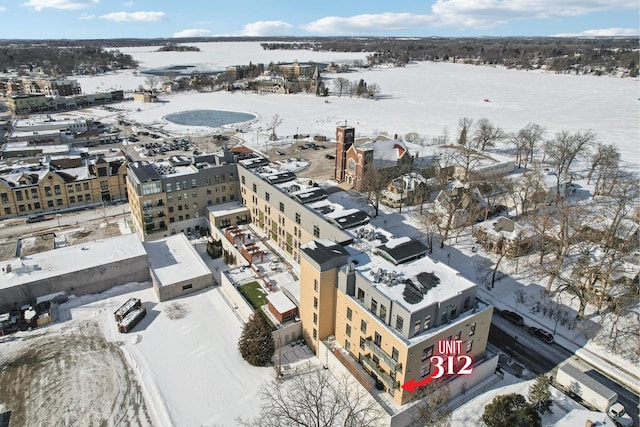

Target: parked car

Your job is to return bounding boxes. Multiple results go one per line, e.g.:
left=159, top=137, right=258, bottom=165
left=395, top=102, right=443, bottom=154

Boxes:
left=275, top=150, right=286, bottom=155
left=325, top=154, right=336, bottom=160
left=499, top=310, right=524, bottom=326
left=527, top=326, right=554, bottom=343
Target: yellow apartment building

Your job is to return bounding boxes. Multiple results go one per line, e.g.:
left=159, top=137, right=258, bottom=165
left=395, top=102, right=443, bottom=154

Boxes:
left=0, top=155, right=127, bottom=220
left=299, top=238, right=494, bottom=406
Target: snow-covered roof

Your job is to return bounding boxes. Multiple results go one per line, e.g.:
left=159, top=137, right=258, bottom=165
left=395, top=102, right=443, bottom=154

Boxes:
left=357, top=138, right=409, bottom=168
left=2, top=234, right=146, bottom=290
left=347, top=225, right=476, bottom=313
left=206, top=201, right=249, bottom=218
left=553, top=409, right=616, bottom=427
left=267, top=291, right=296, bottom=314
left=144, top=233, right=212, bottom=287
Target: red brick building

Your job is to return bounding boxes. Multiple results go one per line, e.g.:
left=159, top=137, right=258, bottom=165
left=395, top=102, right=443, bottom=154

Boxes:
left=334, top=125, right=412, bottom=190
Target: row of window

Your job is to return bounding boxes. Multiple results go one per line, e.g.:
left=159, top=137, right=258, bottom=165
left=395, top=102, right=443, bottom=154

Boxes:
left=165, top=174, right=234, bottom=193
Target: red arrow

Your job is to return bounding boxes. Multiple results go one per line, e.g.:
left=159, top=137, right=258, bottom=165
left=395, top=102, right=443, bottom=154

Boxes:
left=401, top=372, right=437, bottom=393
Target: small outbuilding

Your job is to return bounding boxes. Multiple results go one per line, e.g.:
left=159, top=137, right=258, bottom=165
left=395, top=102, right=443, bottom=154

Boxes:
left=144, top=233, right=213, bottom=302
left=266, top=291, right=298, bottom=323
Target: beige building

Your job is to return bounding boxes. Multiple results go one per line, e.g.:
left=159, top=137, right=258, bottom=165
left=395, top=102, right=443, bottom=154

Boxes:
left=0, top=154, right=128, bottom=220
left=126, top=151, right=240, bottom=241
left=299, top=238, right=494, bottom=406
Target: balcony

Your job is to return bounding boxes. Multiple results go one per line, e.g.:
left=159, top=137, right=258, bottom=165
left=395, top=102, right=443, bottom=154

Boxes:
left=361, top=354, right=399, bottom=391
left=143, top=205, right=165, bottom=214
left=365, top=337, right=401, bottom=373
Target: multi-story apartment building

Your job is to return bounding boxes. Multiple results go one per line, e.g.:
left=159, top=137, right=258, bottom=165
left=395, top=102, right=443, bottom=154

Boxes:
left=0, top=154, right=128, bottom=220
left=237, top=163, right=353, bottom=263
left=22, top=78, right=82, bottom=97
left=126, top=151, right=239, bottom=241
left=236, top=154, right=495, bottom=407
left=299, top=238, right=494, bottom=405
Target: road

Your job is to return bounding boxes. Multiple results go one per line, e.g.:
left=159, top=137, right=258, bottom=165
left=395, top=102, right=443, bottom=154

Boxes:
left=489, top=315, right=639, bottom=426
left=0, top=203, right=130, bottom=241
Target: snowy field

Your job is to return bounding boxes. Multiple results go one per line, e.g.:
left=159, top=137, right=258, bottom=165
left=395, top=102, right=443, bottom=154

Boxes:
left=75, top=41, right=639, bottom=172
left=0, top=282, right=274, bottom=427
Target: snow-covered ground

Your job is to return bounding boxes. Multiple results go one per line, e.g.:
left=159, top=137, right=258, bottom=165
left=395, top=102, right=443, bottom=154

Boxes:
left=74, top=41, right=639, bottom=172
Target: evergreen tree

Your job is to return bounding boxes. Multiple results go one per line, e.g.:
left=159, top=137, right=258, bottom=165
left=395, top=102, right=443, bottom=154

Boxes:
left=238, top=312, right=274, bottom=367
left=481, top=393, right=541, bottom=427
left=528, top=375, right=553, bottom=415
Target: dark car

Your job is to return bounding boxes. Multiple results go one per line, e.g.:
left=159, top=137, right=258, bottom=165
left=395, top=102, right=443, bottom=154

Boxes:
left=325, top=154, right=336, bottom=160
left=499, top=310, right=524, bottom=326
left=26, top=214, right=46, bottom=223
left=527, top=326, right=554, bottom=343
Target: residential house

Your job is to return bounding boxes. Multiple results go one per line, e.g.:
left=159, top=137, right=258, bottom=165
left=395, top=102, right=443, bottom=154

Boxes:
left=472, top=216, right=535, bottom=257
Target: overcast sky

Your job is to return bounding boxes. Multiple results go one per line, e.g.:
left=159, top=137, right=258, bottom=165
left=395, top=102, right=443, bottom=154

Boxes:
left=0, top=0, right=638, bottom=39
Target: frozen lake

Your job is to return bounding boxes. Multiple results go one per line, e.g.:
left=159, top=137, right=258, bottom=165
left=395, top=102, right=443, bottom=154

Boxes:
left=76, top=42, right=639, bottom=172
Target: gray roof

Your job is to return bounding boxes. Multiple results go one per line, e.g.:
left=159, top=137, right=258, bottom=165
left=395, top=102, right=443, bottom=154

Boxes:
left=375, top=239, right=429, bottom=265
left=301, top=240, right=350, bottom=265
left=128, top=161, right=161, bottom=182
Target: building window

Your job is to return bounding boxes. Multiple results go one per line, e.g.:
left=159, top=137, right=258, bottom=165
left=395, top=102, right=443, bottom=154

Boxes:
left=379, top=305, right=387, bottom=320
left=346, top=307, right=352, bottom=321
left=31, top=188, right=39, bottom=198
left=314, top=279, right=318, bottom=292
left=15, top=191, right=23, bottom=201
left=422, top=345, right=433, bottom=361
left=345, top=340, right=350, bottom=352
left=414, top=320, right=421, bottom=335
left=419, top=363, right=431, bottom=378
left=56, top=199, right=63, bottom=206
left=313, top=329, right=317, bottom=340
left=455, top=330, right=462, bottom=340
left=357, top=288, right=365, bottom=302
left=183, top=284, right=193, bottom=291
left=169, top=207, right=174, bottom=213
left=54, top=185, right=61, bottom=195
left=47, top=200, right=54, bottom=208
left=142, top=181, right=161, bottom=195
left=451, top=304, right=458, bottom=319
left=370, top=299, right=377, bottom=314
left=252, top=183, right=257, bottom=192
left=360, top=319, right=367, bottom=334
left=464, top=296, right=471, bottom=310
left=1, top=193, right=8, bottom=203
left=423, top=315, right=431, bottom=330
left=77, top=195, right=83, bottom=202
left=33, top=202, right=41, bottom=209
left=83, top=182, right=89, bottom=191
left=295, top=212, right=301, bottom=224
left=191, top=178, right=197, bottom=188
left=466, top=340, right=473, bottom=353
left=85, top=194, right=91, bottom=201
left=441, top=311, right=448, bottom=324
left=346, top=324, right=351, bottom=337
left=192, top=191, right=197, bottom=198
left=396, top=316, right=404, bottom=332
left=3, top=207, right=10, bottom=215
left=313, top=313, right=318, bottom=325
left=279, top=202, right=284, bottom=213
left=18, top=205, right=25, bottom=212
left=66, top=185, right=73, bottom=194
left=44, top=187, right=52, bottom=197
left=313, top=225, right=319, bottom=238
left=69, top=196, right=75, bottom=203
left=359, top=337, right=366, bottom=350
left=313, top=297, right=318, bottom=309
left=265, top=192, right=270, bottom=201
left=241, top=176, right=246, bottom=184
left=75, top=183, right=81, bottom=192
left=392, top=347, right=399, bottom=361
left=166, top=183, right=172, bottom=193
left=469, top=323, right=476, bottom=336
left=374, top=332, right=381, bottom=347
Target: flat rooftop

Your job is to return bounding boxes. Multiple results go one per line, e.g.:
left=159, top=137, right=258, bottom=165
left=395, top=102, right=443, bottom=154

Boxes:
left=144, top=233, right=212, bottom=287
left=206, top=201, right=249, bottom=218
left=347, top=225, right=476, bottom=313
left=2, top=234, right=146, bottom=290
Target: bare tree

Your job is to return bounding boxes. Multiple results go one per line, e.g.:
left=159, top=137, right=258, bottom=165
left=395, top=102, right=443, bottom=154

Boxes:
left=333, top=77, right=350, bottom=97
left=237, top=369, right=384, bottom=427
left=472, top=118, right=505, bottom=151
left=404, top=132, right=423, bottom=144
left=269, top=114, right=283, bottom=140
left=411, top=380, right=451, bottom=427
left=505, top=167, right=546, bottom=218
left=544, top=130, right=596, bottom=201
left=144, top=75, right=159, bottom=91
left=366, top=82, right=381, bottom=98
left=361, top=165, right=393, bottom=217
left=518, top=123, right=545, bottom=169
